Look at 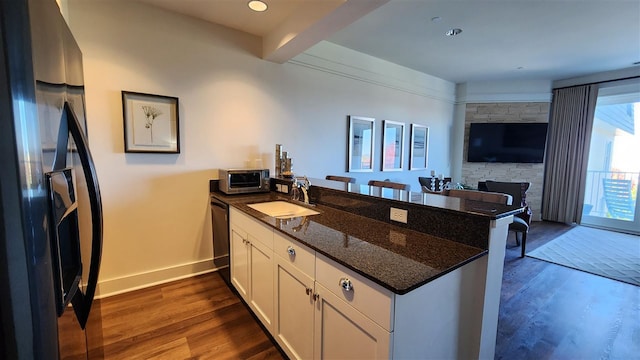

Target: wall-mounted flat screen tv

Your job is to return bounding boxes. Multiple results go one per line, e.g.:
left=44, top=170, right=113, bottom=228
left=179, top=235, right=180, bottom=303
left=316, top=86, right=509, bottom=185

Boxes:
left=467, top=122, right=548, bottom=163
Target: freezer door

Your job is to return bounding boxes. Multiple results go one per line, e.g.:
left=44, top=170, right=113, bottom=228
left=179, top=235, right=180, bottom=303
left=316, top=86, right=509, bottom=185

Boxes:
left=0, top=0, right=59, bottom=357
left=29, top=0, right=104, bottom=356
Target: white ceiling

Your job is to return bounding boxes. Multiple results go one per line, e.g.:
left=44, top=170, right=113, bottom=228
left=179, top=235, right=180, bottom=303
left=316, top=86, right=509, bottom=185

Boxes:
left=138, top=0, right=320, bottom=37
left=138, top=0, right=640, bottom=84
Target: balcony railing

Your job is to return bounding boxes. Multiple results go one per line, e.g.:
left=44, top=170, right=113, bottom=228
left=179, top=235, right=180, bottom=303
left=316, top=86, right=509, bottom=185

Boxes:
left=583, top=170, right=638, bottom=220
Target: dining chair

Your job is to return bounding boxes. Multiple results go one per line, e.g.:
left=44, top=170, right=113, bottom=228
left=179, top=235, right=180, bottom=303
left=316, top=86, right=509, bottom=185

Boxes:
left=447, top=189, right=513, bottom=205
left=325, top=175, right=356, bottom=183
left=484, top=180, right=532, bottom=258
left=367, top=180, right=410, bottom=191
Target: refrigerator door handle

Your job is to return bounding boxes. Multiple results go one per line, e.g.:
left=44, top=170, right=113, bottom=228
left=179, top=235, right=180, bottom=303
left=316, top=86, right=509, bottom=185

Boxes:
left=64, top=101, right=103, bottom=329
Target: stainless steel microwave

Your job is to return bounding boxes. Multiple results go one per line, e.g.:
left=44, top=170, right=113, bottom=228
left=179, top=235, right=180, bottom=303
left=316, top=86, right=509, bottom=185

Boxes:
left=218, top=169, right=270, bottom=195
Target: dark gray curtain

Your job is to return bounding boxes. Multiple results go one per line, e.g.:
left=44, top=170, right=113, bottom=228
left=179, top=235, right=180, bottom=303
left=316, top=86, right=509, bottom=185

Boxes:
left=542, top=84, right=599, bottom=223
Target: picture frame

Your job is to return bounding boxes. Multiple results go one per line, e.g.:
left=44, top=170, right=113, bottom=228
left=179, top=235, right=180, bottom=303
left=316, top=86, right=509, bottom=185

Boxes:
left=382, top=120, right=405, bottom=171
left=347, top=115, right=375, bottom=172
left=410, top=124, right=429, bottom=170
left=122, top=91, right=180, bottom=153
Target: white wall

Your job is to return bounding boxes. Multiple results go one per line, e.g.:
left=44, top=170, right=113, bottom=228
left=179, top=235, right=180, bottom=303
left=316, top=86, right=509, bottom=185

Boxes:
left=457, top=80, right=553, bottom=104
left=67, top=0, right=456, bottom=296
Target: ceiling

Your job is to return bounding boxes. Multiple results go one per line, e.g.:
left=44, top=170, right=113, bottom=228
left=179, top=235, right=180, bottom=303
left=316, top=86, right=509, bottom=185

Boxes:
left=138, top=0, right=640, bottom=84
left=139, top=0, right=322, bottom=37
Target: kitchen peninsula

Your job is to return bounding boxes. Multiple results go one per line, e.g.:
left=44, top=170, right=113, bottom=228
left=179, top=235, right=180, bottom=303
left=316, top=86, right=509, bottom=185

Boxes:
left=211, top=178, right=522, bottom=359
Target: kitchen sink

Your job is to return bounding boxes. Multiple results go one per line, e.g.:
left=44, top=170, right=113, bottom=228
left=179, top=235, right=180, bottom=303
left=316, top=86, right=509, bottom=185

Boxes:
left=248, top=201, right=319, bottom=218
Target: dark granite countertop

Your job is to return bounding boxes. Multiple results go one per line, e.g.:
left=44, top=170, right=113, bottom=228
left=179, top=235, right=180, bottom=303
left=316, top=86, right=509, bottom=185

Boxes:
left=309, top=178, right=523, bottom=220
left=211, top=190, right=489, bottom=295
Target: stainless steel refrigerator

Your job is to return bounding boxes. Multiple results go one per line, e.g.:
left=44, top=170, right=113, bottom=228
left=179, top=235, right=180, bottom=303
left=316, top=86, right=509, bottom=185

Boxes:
left=0, top=0, right=104, bottom=358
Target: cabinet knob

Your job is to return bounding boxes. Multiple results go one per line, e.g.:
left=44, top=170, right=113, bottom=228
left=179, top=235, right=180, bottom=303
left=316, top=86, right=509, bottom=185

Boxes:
left=313, top=293, right=320, bottom=301
left=287, top=246, right=296, bottom=256
left=305, top=287, right=311, bottom=295
left=339, top=278, right=353, bottom=292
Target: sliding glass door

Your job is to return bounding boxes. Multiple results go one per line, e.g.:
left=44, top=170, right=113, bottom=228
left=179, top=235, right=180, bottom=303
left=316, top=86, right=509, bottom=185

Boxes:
left=581, top=80, right=640, bottom=235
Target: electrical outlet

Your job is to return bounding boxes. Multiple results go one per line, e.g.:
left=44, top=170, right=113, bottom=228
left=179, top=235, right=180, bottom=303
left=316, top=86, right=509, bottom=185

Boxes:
left=390, top=207, right=408, bottom=224
left=389, top=230, right=407, bottom=245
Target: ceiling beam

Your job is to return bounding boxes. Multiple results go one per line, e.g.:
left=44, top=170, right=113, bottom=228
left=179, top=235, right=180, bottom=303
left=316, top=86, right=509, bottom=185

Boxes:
left=262, top=0, right=389, bottom=63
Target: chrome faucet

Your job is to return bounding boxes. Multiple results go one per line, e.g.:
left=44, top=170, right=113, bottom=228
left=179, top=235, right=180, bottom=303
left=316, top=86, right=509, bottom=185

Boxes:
left=292, top=176, right=311, bottom=204
left=292, top=216, right=311, bottom=233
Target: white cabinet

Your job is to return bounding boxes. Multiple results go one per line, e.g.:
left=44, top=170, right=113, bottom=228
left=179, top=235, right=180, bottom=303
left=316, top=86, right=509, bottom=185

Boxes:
left=230, top=208, right=274, bottom=332
left=315, top=254, right=394, bottom=332
left=229, top=207, right=487, bottom=359
left=273, top=235, right=394, bottom=360
left=273, top=249, right=315, bottom=359
left=314, top=283, right=391, bottom=359
left=231, top=209, right=394, bottom=359
left=230, top=226, right=249, bottom=298
left=248, top=236, right=273, bottom=328
left=313, top=253, right=393, bottom=359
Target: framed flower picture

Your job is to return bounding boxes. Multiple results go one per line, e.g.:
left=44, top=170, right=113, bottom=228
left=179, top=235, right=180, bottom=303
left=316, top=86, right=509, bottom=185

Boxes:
left=122, top=91, right=180, bottom=153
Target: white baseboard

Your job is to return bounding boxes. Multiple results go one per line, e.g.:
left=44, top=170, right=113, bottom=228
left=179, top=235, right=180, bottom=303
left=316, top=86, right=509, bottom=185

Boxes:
left=95, top=259, right=218, bottom=299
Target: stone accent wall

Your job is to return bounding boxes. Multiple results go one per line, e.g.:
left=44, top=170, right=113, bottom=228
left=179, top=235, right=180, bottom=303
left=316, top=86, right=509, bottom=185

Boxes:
left=462, top=102, right=550, bottom=221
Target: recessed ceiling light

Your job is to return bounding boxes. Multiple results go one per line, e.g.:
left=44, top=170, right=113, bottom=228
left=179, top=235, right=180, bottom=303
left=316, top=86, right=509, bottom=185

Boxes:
left=633, top=61, right=640, bottom=65
left=248, top=0, right=267, bottom=12
left=517, top=66, right=525, bottom=70
left=431, top=16, right=442, bottom=22
left=445, top=28, right=462, bottom=36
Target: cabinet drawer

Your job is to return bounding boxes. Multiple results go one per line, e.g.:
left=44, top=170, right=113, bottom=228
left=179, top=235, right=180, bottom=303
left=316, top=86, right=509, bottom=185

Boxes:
left=230, top=208, right=273, bottom=249
left=315, top=254, right=394, bottom=331
left=273, top=232, right=315, bottom=277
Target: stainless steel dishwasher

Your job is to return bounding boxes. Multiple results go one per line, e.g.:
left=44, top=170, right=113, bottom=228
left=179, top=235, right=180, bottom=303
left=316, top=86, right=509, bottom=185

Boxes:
left=210, top=197, right=230, bottom=284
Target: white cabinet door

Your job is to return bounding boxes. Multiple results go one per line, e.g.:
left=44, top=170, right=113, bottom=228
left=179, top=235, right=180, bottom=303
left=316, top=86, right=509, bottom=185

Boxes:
left=230, top=209, right=274, bottom=332
left=248, top=235, right=274, bottom=331
left=230, top=226, right=249, bottom=300
left=274, top=255, right=315, bottom=360
left=314, top=283, right=391, bottom=360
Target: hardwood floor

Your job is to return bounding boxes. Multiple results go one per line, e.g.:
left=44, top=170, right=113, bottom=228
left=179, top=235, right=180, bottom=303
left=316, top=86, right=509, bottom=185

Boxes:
left=93, top=274, right=284, bottom=359
left=496, top=221, right=640, bottom=360
left=93, top=221, right=640, bottom=359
